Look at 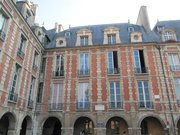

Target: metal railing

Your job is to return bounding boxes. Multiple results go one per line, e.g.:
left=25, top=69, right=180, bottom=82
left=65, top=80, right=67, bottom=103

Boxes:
left=109, top=101, right=123, bottom=109
left=8, top=92, right=18, bottom=102
left=78, top=69, right=90, bottom=76
left=48, top=103, right=63, bottom=110
left=134, top=67, right=148, bottom=74
left=76, top=102, right=90, bottom=110
left=138, top=101, right=154, bottom=109
left=53, top=70, right=65, bottom=77
left=107, top=68, right=120, bottom=74
left=170, top=65, right=180, bottom=71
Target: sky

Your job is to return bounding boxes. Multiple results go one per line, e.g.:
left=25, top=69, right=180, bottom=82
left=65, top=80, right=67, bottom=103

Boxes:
left=30, top=0, right=180, bottom=30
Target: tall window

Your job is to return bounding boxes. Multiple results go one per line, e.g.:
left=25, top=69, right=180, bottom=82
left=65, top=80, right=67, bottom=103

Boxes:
left=80, top=36, right=88, bottom=46
left=77, top=83, right=89, bottom=109
left=107, top=51, right=119, bottom=74
left=79, top=53, right=89, bottom=75
left=162, top=31, right=175, bottom=41
left=40, top=58, right=46, bottom=73
left=37, top=83, right=43, bottom=103
left=174, top=78, right=180, bottom=104
left=9, top=64, right=21, bottom=102
left=108, top=34, right=116, bottom=44
left=32, top=51, right=39, bottom=69
left=28, top=77, right=35, bottom=108
left=17, top=35, right=26, bottom=58
left=133, top=49, right=147, bottom=73
left=0, top=12, right=6, bottom=31
left=55, top=55, right=64, bottom=76
left=50, top=83, right=63, bottom=110
left=138, top=81, right=152, bottom=108
left=109, top=81, right=121, bottom=109
left=168, top=53, right=180, bottom=71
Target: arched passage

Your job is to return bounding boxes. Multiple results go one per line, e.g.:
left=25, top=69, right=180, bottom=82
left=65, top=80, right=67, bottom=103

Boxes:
left=177, top=119, right=180, bottom=135
left=140, top=116, right=165, bottom=135
left=73, top=116, right=94, bottom=135
left=42, top=117, right=62, bottom=135
left=106, top=116, right=128, bottom=135
left=20, top=116, right=32, bottom=135
left=0, top=112, right=16, bottom=135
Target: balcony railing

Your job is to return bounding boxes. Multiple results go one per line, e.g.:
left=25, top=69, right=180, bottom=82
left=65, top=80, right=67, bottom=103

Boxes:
left=48, top=103, right=63, bottom=111
left=78, top=69, right=90, bottom=76
left=109, top=101, right=123, bottom=109
left=0, top=30, right=6, bottom=41
left=134, top=67, right=148, bottom=74
left=170, top=65, right=180, bottom=71
left=107, top=68, right=120, bottom=74
left=138, top=101, right=154, bottom=109
left=76, top=102, right=90, bottom=111
left=17, top=48, right=25, bottom=59
left=8, top=92, right=18, bottom=102
left=27, top=100, right=34, bottom=108
left=53, top=70, right=64, bottom=77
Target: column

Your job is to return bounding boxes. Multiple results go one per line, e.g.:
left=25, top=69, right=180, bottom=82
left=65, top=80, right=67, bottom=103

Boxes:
left=61, top=127, right=73, bottom=135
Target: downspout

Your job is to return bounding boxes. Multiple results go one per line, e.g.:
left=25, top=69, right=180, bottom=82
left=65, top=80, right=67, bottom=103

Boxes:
left=156, top=44, right=176, bottom=135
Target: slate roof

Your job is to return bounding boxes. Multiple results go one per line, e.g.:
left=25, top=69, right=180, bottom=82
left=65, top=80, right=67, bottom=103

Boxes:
left=44, top=23, right=162, bottom=48
left=153, top=20, right=180, bottom=42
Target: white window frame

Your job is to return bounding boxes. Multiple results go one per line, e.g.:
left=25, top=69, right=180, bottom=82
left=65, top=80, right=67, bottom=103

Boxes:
left=79, top=52, right=89, bottom=75
left=163, top=31, right=175, bottom=41
left=50, top=83, right=63, bottom=109
left=107, top=34, right=116, bottom=44
left=109, top=81, right=121, bottom=108
left=78, top=83, right=89, bottom=109
left=168, top=53, right=180, bottom=71
left=138, top=81, right=151, bottom=108
left=80, top=36, right=88, bottom=46
left=55, top=55, right=64, bottom=76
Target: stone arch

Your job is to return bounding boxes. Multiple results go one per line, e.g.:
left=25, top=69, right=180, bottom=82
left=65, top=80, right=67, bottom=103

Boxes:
left=175, top=116, right=180, bottom=135
left=0, top=112, right=16, bottom=135
left=138, top=115, right=166, bottom=135
left=42, top=117, right=62, bottom=135
left=73, top=116, right=95, bottom=135
left=20, top=115, right=32, bottom=135
left=106, top=116, right=129, bottom=135
left=137, top=114, right=166, bottom=128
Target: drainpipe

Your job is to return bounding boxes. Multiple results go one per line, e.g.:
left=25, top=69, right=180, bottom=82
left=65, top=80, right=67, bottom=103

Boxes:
left=156, top=44, right=176, bottom=135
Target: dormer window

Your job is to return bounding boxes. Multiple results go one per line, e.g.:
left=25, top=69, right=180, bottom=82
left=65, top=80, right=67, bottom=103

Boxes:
left=76, top=29, right=92, bottom=46
left=80, top=36, right=88, bottom=46
left=59, top=40, right=63, bottom=45
left=130, top=32, right=142, bottom=43
left=162, top=30, right=176, bottom=42
left=128, top=27, right=134, bottom=32
left=134, top=35, right=139, bottom=40
left=56, top=37, right=66, bottom=47
left=103, top=27, right=121, bottom=45
left=108, top=34, right=116, bottom=44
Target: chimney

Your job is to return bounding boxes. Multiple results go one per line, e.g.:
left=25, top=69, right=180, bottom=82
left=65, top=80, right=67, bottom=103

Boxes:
left=136, top=6, right=151, bottom=32
left=58, top=24, right=62, bottom=32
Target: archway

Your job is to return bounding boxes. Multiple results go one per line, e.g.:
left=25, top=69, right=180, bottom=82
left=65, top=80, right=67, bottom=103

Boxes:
left=106, top=116, right=128, bottom=135
left=74, top=116, right=94, bottom=135
left=20, top=116, right=32, bottom=135
left=140, top=116, right=165, bottom=135
left=42, top=117, right=62, bottom=135
left=0, top=112, right=16, bottom=135
left=177, top=119, right=180, bottom=135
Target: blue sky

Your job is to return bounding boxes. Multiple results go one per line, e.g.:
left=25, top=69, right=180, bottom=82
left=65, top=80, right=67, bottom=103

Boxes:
left=31, top=0, right=180, bottom=30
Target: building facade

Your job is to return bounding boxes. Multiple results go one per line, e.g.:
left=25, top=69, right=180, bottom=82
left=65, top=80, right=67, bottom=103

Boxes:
left=0, top=1, right=180, bottom=135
